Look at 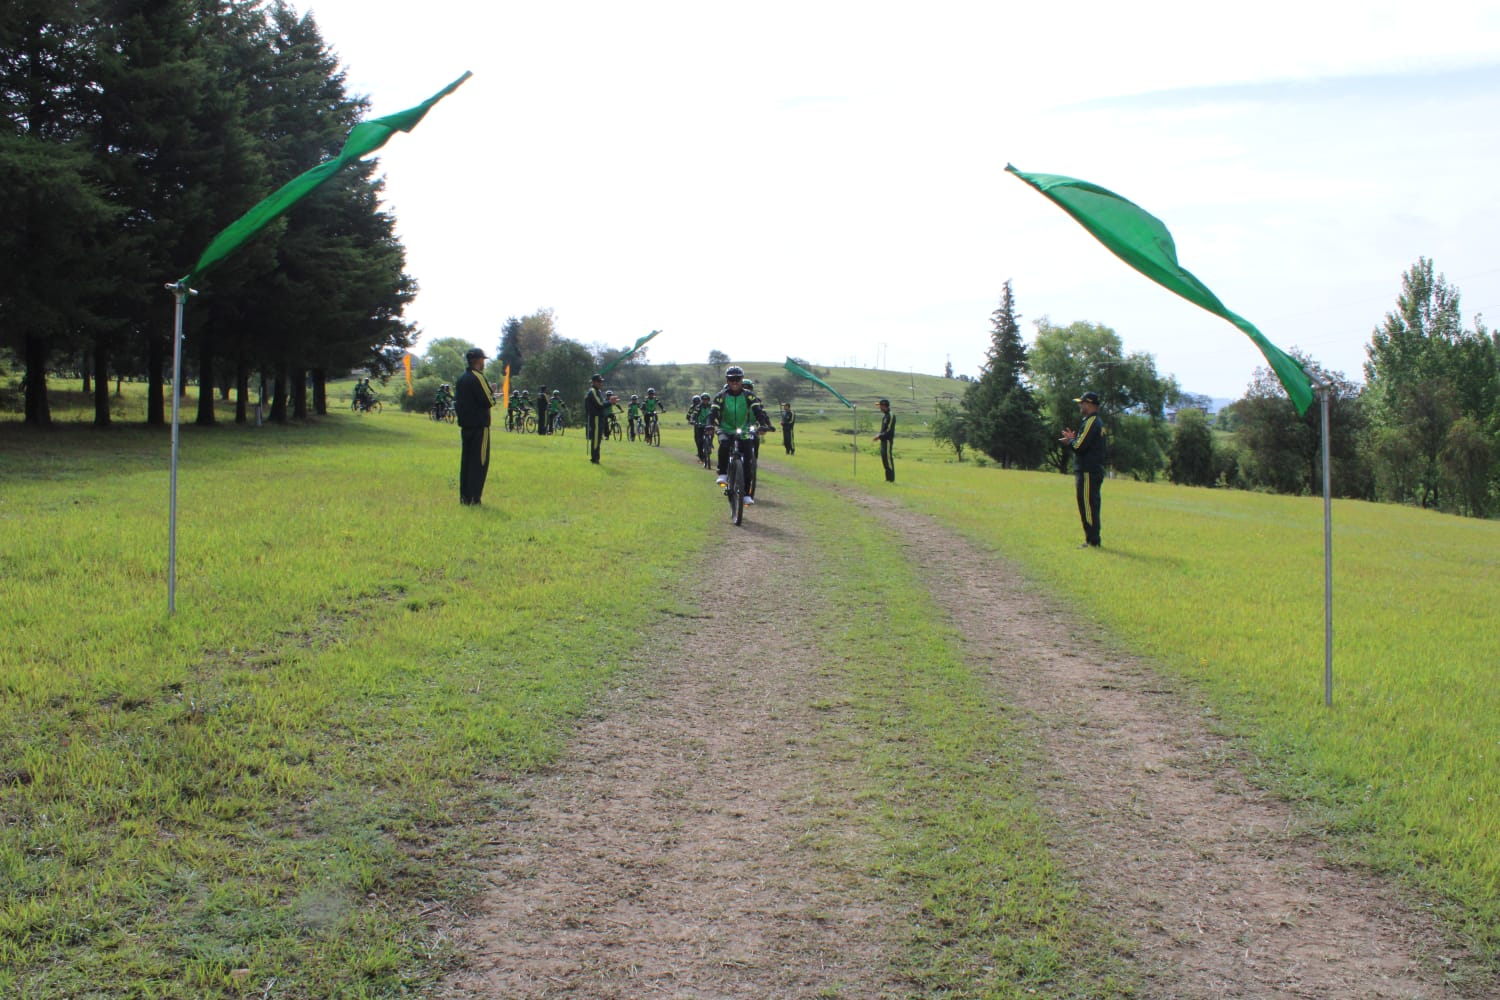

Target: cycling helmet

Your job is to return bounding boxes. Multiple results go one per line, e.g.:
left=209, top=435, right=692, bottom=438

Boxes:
left=724, top=365, right=744, bottom=380
left=690, top=394, right=701, bottom=403
left=551, top=389, right=560, bottom=397
left=743, top=379, right=754, bottom=389
left=630, top=394, right=639, bottom=402
left=646, top=387, right=656, bottom=396
left=521, top=390, right=530, bottom=397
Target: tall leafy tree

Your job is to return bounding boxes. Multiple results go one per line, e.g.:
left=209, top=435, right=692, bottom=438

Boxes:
left=1167, top=408, right=1216, bottom=487
left=962, top=281, right=1046, bottom=468
left=1363, top=258, right=1497, bottom=511
left=514, top=309, right=556, bottom=359
left=1231, top=353, right=1370, bottom=498
left=1029, top=319, right=1179, bottom=477
left=526, top=339, right=595, bottom=403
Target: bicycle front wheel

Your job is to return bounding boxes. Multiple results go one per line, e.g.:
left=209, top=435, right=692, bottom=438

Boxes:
left=728, top=457, right=745, bottom=525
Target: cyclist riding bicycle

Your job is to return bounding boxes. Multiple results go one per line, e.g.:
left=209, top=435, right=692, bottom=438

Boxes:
left=547, top=389, right=565, bottom=432
left=710, top=366, right=772, bottom=504
left=626, top=394, right=643, bottom=441
left=640, top=388, right=666, bottom=443
left=694, top=393, right=715, bottom=466
left=433, top=382, right=453, bottom=419
left=604, top=390, right=624, bottom=438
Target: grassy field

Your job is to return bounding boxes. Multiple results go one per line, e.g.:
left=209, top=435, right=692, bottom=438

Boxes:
left=784, top=427, right=1500, bottom=969
left=1, top=410, right=726, bottom=995
left=3, top=390, right=1497, bottom=995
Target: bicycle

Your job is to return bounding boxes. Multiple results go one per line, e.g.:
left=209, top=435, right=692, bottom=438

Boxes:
left=644, top=411, right=661, bottom=447
left=430, top=400, right=453, bottom=422
left=549, top=411, right=566, bottom=436
left=607, top=414, right=623, bottom=442
left=718, top=426, right=759, bottom=526
left=352, top=397, right=381, bottom=414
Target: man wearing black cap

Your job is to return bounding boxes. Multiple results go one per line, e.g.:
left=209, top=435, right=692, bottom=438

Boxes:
left=872, top=398, right=896, bottom=482
left=1061, top=391, right=1107, bottom=547
left=454, top=347, right=494, bottom=505
left=583, top=373, right=607, bottom=464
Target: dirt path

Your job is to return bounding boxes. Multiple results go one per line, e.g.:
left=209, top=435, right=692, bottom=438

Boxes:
left=439, top=486, right=914, bottom=998
left=441, top=461, right=1477, bottom=999
left=842, top=485, right=1470, bottom=999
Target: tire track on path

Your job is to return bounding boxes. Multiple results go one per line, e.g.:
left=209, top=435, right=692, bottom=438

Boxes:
left=440, top=483, right=913, bottom=998
left=836, top=479, right=1480, bottom=1000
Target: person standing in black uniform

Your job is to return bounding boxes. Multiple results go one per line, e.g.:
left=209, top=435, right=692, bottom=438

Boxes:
left=534, top=384, right=550, bottom=434
left=454, top=347, right=494, bottom=505
left=583, top=373, right=607, bottom=464
left=779, top=402, right=795, bottom=455
left=1061, top=390, right=1107, bottom=547
left=873, top=398, right=895, bottom=482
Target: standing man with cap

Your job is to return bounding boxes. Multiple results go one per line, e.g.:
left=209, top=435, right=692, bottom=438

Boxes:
left=583, top=372, right=608, bottom=464
left=454, top=347, right=494, bottom=505
left=872, top=398, right=896, bottom=482
left=1061, top=390, right=1107, bottom=547
left=779, top=401, right=796, bottom=455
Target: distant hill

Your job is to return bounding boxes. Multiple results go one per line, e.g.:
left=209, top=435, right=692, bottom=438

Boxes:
left=616, top=361, right=964, bottom=416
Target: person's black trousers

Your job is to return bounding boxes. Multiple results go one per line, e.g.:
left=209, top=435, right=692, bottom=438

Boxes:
left=1075, top=467, right=1102, bottom=545
left=460, top=425, right=490, bottom=504
left=587, top=415, right=604, bottom=462
left=880, top=440, right=895, bottom=482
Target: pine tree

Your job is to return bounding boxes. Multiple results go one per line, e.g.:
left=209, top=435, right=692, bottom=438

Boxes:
left=0, top=1, right=119, bottom=425
left=962, top=281, right=1047, bottom=468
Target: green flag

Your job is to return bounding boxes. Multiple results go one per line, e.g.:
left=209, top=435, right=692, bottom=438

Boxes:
left=177, top=71, right=472, bottom=287
left=1005, top=164, right=1314, bottom=415
left=598, top=329, right=661, bottom=376
left=784, top=358, right=852, bottom=408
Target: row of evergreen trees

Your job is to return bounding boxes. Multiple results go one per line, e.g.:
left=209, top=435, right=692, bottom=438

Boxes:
left=3, top=0, right=416, bottom=427
left=945, top=260, right=1499, bottom=518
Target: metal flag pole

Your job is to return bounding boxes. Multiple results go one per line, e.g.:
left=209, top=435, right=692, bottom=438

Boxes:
left=851, top=404, right=857, bottom=477
left=165, top=281, right=197, bottom=615
left=1307, top=371, right=1334, bottom=706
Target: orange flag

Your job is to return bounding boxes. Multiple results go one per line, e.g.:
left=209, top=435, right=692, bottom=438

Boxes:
left=502, top=364, right=511, bottom=410
left=402, top=353, right=413, bottom=396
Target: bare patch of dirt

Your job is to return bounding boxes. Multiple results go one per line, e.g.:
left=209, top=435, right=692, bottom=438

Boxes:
left=439, top=492, right=914, bottom=998
left=847, top=485, right=1482, bottom=1000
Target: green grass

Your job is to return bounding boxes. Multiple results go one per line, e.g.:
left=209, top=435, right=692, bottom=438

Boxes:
left=4, top=402, right=1498, bottom=994
left=777, top=472, right=1134, bottom=997
left=786, top=441, right=1500, bottom=967
left=1, top=413, right=723, bottom=995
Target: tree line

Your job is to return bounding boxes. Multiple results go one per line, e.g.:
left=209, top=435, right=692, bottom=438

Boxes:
left=2, top=0, right=416, bottom=427
left=940, top=260, right=1498, bottom=518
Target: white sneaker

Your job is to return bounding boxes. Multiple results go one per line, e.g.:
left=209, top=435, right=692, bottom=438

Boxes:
left=744, top=495, right=755, bottom=505
left=715, top=475, right=727, bottom=485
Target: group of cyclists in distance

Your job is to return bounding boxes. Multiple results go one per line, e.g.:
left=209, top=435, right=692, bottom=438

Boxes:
left=436, top=362, right=791, bottom=518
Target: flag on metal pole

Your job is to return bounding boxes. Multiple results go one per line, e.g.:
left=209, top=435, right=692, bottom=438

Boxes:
left=783, top=358, right=852, bottom=408
left=1005, top=164, right=1314, bottom=414
left=176, top=71, right=472, bottom=288
left=164, top=72, right=472, bottom=615
left=783, top=358, right=858, bottom=475
left=599, top=330, right=661, bottom=377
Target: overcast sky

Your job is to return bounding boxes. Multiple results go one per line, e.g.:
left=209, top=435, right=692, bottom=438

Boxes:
left=301, top=0, right=1500, bottom=399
